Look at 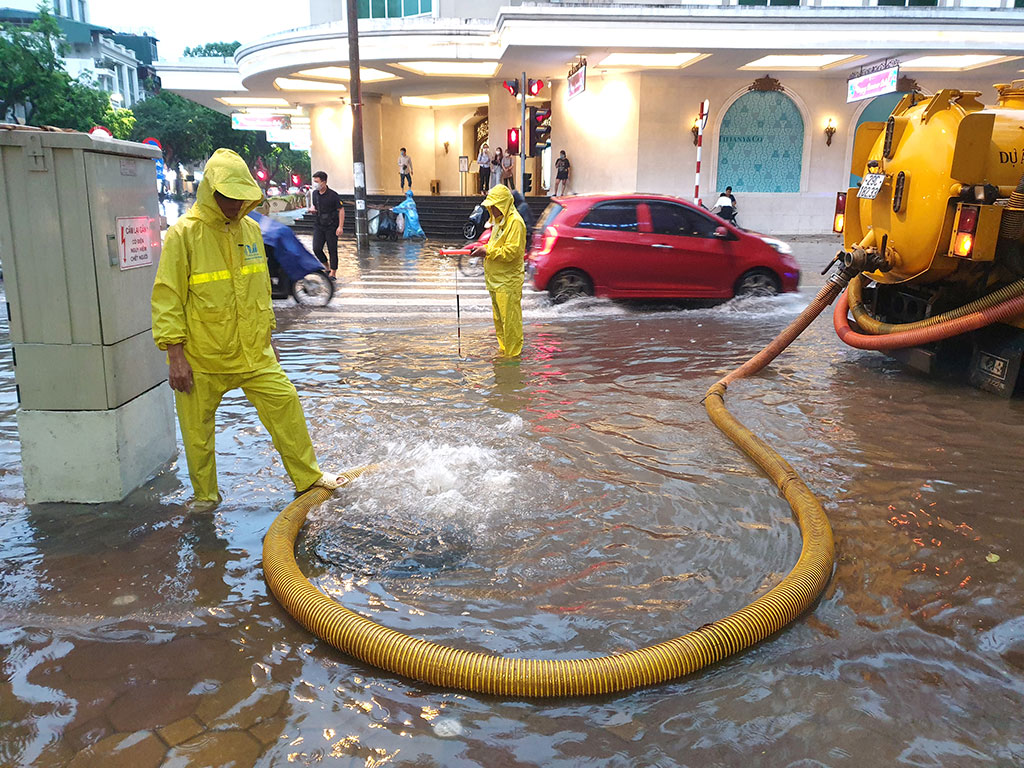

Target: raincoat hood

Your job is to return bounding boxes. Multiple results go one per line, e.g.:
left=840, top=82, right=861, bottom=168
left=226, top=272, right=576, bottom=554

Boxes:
left=190, top=148, right=264, bottom=224
left=482, top=184, right=515, bottom=222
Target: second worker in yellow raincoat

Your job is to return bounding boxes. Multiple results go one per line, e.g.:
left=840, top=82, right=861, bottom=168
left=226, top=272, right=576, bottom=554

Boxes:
left=472, top=185, right=526, bottom=357
left=152, top=149, right=340, bottom=504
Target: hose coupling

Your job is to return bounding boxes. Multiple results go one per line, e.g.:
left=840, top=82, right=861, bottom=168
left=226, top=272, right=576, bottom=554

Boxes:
left=827, top=245, right=891, bottom=286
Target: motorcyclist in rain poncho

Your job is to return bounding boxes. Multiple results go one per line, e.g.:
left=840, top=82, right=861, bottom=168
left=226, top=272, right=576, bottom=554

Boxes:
left=151, top=148, right=342, bottom=504
left=392, top=190, right=425, bottom=239
left=471, top=185, right=526, bottom=357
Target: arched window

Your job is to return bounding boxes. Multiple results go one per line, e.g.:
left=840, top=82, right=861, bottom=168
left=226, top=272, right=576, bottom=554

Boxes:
left=716, top=91, right=803, bottom=194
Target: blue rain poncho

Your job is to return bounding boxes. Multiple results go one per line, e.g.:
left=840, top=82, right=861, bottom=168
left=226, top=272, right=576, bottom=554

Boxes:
left=392, top=191, right=425, bottom=239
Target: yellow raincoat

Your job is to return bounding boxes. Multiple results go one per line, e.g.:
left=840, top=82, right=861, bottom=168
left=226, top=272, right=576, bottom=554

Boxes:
left=152, top=149, right=321, bottom=501
left=482, top=185, right=526, bottom=357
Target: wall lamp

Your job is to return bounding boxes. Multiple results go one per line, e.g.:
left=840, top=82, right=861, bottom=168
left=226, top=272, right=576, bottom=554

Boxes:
left=691, top=118, right=700, bottom=146
left=443, top=141, right=450, bottom=154
left=824, top=117, right=837, bottom=147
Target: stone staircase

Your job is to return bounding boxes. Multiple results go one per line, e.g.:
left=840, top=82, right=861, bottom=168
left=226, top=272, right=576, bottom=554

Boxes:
left=290, top=194, right=552, bottom=243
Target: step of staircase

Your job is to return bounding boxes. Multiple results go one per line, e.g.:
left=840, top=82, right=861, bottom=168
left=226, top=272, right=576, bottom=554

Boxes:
left=289, top=194, right=552, bottom=242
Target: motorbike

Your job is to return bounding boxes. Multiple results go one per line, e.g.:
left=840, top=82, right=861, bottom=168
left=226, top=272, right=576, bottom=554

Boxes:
left=250, top=212, right=335, bottom=306
left=463, top=204, right=489, bottom=241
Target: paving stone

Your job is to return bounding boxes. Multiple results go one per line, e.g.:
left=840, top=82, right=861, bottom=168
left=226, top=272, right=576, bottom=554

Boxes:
left=65, top=715, right=115, bottom=752
left=164, top=729, right=262, bottom=767
left=192, top=676, right=254, bottom=726
left=211, top=689, right=288, bottom=731
left=66, top=730, right=166, bottom=768
left=157, top=716, right=205, bottom=747
left=247, top=715, right=289, bottom=748
left=106, top=678, right=197, bottom=732
left=145, top=635, right=236, bottom=681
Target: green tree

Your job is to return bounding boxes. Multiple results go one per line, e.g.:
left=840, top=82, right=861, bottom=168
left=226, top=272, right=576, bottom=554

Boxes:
left=183, top=41, right=241, bottom=58
left=102, top=105, right=136, bottom=140
left=30, top=75, right=109, bottom=131
left=0, top=8, right=68, bottom=124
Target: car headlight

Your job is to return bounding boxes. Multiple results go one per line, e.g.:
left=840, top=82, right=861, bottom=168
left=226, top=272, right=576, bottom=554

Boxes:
left=762, top=237, right=792, bottom=255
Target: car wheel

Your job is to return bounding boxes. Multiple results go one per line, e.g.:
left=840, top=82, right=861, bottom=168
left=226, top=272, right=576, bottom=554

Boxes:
left=462, top=221, right=478, bottom=240
left=549, top=269, right=593, bottom=304
left=735, top=269, right=780, bottom=297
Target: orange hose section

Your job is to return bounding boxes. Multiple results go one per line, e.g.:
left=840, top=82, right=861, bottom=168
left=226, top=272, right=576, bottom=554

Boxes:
left=262, top=286, right=843, bottom=697
left=833, top=288, right=1024, bottom=350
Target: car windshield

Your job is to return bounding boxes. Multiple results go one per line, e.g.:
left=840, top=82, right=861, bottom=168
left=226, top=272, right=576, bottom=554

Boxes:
left=537, top=202, right=564, bottom=230
left=578, top=202, right=639, bottom=231
left=648, top=201, right=718, bottom=238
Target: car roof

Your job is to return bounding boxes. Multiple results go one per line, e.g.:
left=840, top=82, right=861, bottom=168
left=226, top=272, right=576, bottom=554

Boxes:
left=550, top=193, right=700, bottom=206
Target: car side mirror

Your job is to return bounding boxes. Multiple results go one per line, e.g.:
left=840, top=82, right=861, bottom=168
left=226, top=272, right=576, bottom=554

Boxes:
left=713, top=226, right=732, bottom=239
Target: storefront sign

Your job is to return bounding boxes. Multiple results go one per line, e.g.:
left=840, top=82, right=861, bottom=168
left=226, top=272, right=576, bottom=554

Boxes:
left=266, top=127, right=311, bottom=151
left=568, top=59, right=587, bottom=100
left=231, top=113, right=291, bottom=131
left=848, top=63, right=899, bottom=103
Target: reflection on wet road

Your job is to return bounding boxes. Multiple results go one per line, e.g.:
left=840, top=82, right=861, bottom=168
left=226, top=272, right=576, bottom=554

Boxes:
left=0, top=236, right=1022, bottom=766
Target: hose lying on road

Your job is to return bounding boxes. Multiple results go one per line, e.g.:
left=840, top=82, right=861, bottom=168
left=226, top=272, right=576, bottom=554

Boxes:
left=263, top=282, right=845, bottom=697
left=835, top=274, right=1024, bottom=350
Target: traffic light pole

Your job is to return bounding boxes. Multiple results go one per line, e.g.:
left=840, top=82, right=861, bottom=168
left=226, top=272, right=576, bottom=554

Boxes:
left=346, top=0, right=369, bottom=249
left=520, top=70, right=528, bottom=194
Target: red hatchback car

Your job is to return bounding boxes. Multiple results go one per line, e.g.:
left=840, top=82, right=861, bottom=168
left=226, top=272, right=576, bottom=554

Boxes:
left=528, top=194, right=800, bottom=303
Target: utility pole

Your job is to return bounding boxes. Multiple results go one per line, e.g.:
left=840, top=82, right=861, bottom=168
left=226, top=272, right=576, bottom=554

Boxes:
left=346, top=0, right=369, bottom=248
left=520, top=70, right=528, bottom=194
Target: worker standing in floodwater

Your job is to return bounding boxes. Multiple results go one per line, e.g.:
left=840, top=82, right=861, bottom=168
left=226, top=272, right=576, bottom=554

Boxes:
left=471, top=184, right=526, bottom=357
left=151, top=148, right=342, bottom=506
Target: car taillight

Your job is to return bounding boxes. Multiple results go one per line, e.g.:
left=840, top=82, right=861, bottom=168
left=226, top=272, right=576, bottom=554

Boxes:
left=953, top=205, right=978, bottom=258
left=832, top=191, right=846, bottom=234
left=536, top=225, right=558, bottom=257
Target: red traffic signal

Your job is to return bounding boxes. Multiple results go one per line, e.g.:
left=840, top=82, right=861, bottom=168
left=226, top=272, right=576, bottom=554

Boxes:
left=290, top=173, right=301, bottom=186
left=503, top=79, right=520, bottom=97
left=507, top=127, right=520, bottom=156
left=527, top=78, right=544, bottom=96
left=255, top=168, right=268, bottom=181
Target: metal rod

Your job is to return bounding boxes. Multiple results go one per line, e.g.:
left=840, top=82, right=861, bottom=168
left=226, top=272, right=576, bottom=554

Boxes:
left=346, top=0, right=369, bottom=249
left=521, top=70, right=528, bottom=194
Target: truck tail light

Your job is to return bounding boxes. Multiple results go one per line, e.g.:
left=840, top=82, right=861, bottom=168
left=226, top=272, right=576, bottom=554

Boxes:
left=536, top=225, right=559, bottom=257
left=833, top=192, right=846, bottom=233
left=953, top=205, right=979, bottom=258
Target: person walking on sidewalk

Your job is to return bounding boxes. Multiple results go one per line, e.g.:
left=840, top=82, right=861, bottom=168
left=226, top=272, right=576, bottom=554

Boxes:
left=152, top=148, right=343, bottom=506
left=308, top=170, right=344, bottom=279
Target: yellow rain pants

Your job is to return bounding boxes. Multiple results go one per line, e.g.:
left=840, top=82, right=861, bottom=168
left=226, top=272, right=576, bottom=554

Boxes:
left=482, top=185, right=526, bottom=358
left=174, top=365, right=322, bottom=502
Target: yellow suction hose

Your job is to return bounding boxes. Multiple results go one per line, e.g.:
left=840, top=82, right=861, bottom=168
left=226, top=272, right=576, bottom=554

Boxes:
left=263, top=282, right=845, bottom=697
left=846, top=273, right=1024, bottom=335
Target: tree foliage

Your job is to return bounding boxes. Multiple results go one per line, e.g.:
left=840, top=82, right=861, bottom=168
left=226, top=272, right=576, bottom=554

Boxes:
left=182, top=41, right=241, bottom=58
left=0, top=9, right=68, bottom=124
left=102, top=105, right=136, bottom=140
left=30, top=75, right=109, bottom=131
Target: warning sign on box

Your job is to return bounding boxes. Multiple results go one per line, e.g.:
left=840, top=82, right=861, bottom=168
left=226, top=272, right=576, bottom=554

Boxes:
left=116, top=216, right=154, bottom=271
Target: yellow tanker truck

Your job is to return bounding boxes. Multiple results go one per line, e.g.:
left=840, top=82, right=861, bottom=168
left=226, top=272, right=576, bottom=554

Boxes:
left=833, top=80, right=1024, bottom=396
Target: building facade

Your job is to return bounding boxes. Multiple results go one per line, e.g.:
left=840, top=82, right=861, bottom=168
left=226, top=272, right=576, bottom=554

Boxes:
left=159, top=0, right=1023, bottom=234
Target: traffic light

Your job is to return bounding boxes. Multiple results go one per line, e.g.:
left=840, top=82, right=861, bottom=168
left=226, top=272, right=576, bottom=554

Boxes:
left=290, top=173, right=301, bottom=186
left=255, top=168, right=268, bottom=182
left=507, top=127, right=520, bottom=155
left=527, top=78, right=544, bottom=96
left=523, top=173, right=533, bottom=194
left=528, top=107, right=551, bottom=157
left=503, top=79, right=520, bottom=97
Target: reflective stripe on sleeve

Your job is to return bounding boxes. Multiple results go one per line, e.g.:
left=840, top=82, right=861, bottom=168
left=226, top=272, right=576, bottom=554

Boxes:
left=189, top=262, right=267, bottom=285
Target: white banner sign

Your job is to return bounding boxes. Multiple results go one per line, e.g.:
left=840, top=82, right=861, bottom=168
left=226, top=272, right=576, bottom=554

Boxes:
left=116, top=217, right=154, bottom=271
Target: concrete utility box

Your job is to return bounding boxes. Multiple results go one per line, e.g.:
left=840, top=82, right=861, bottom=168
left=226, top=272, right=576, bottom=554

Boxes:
left=0, top=127, right=175, bottom=503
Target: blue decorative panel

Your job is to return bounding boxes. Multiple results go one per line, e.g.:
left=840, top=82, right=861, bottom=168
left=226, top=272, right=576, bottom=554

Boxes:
left=716, top=91, right=804, bottom=194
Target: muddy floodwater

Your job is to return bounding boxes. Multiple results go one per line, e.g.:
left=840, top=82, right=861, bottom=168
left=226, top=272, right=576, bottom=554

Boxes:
left=1, top=235, right=1022, bottom=767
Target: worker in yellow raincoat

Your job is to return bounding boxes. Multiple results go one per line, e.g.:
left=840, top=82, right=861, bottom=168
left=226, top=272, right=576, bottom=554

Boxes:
left=152, top=148, right=341, bottom=505
left=471, top=184, right=526, bottom=357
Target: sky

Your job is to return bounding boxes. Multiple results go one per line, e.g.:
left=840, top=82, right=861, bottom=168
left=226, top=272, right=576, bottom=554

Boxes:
left=87, top=0, right=310, bottom=60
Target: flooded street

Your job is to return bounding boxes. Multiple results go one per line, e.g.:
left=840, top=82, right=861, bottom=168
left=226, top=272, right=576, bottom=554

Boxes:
left=1, top=234, right=1022, bottom=767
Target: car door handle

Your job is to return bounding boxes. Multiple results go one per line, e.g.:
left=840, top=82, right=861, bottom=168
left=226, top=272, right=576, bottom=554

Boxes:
left=573, top=236, right=595, bottom=241
left=652, top=244, right=673, bottom=248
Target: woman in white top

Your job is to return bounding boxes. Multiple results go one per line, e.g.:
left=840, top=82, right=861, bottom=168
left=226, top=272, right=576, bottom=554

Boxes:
left=477, top=143, right=491, bottom=193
